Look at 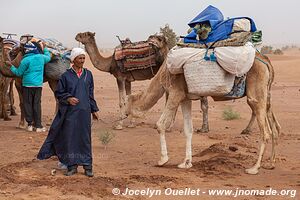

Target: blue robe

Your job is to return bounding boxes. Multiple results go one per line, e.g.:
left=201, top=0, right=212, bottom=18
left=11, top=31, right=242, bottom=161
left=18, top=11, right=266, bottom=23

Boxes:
left=37, top=68, right=99, bottom=166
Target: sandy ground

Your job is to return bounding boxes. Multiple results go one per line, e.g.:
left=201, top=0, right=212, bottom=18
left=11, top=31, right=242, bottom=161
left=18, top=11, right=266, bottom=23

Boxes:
left=0, top=49, right=299, bottom=200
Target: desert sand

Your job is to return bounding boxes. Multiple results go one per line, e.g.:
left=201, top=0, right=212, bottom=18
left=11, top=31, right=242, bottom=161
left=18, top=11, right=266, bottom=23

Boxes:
left=0, top=49, right=299, bottom=200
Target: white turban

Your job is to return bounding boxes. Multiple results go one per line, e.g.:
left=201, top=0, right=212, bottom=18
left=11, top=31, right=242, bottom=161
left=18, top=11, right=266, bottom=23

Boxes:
left=70, top=47, right=86, bottom=62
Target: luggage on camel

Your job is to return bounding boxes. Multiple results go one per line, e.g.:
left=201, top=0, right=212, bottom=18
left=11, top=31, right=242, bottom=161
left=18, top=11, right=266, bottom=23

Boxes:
left=166, top=5, right=261, bottom=98
left=17, top=35, right=71, bottom=80
left=183, top=53, right=235, bottom=97
left=114, top=36, right=163, bottom=73
left=181, top=5, right=258, bottom=47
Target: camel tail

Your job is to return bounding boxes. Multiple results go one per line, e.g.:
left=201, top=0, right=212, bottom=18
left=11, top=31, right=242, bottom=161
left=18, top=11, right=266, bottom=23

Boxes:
left=256, top=53, right=281, bottom=143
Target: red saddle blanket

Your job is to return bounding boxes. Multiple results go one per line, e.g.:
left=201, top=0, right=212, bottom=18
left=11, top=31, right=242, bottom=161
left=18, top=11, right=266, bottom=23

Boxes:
left=114, top=41, right=157, bottom=72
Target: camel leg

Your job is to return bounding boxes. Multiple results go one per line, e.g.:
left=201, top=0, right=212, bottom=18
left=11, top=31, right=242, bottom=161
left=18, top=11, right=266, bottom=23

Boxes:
left=125, top=81, right=136, bottom=128
left=115, top=79, right=126, bottom=130
left=196, top=97, right=209, bottom=133
left=178, top=100, right=193, bottom=169
left=15, top=78, right=26, bottom=129
left=241, top=111, right=256, bottom=134
left=245, top=96, right=269, bottom=175
left=48, top=79, right=58, bottom=115
left=156, top=90, right=185, bottom=166
left=9, top=79, right=17, bottom=116
left=1, top=78, right=11, bottom=121
left=165, top=92, right=179, bottom=132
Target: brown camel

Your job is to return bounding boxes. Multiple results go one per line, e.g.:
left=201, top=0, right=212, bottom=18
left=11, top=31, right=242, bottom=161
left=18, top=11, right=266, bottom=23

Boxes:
left=75, top=32, right=169, bottom=130
left=126, top=53, right=281, bottom=175
left=0, top=36, right=68, bottom=128
left=0, top=38, right=18, bottom=121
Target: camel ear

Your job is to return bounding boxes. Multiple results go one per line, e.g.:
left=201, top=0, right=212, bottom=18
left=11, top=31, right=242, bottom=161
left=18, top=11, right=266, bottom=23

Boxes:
left=92, top=32, right=96, bottom=36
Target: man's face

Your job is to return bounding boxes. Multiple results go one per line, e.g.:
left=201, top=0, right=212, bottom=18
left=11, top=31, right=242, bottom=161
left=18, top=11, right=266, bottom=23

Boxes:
left=73, top=54, right=85, bottom=68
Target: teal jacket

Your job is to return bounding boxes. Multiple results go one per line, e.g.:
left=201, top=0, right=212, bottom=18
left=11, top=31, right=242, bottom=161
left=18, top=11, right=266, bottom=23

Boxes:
left=10, top=48, right=51, bottom=87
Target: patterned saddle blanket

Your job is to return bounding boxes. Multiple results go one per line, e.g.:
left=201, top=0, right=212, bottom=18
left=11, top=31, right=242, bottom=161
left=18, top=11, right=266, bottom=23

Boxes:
left=114, top=40, right=158, bottom=72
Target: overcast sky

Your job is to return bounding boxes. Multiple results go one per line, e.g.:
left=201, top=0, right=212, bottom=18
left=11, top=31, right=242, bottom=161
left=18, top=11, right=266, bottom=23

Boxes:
left=1, top=0, right=299, bottom=48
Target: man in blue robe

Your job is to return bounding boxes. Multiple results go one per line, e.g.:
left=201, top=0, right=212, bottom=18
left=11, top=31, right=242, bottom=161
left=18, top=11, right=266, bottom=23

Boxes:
left=37, top=48, right=99, bottom=177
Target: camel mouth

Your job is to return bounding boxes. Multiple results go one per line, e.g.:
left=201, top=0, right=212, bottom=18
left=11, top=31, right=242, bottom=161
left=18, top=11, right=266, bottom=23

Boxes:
left=75, top=34, right=81, bottom=42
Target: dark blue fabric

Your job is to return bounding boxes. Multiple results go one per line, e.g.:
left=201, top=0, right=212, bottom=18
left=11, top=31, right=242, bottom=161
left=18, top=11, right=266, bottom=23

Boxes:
left=37, top=68, right=99, bottom=166
left=184, top=5, right=257, bottom=44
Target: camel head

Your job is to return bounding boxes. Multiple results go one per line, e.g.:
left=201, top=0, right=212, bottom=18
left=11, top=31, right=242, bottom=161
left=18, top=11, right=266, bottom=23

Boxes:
left=75, top=32, right=96, bottom=44
left=148, top=35, right=169, bottom=65
left=125, top=93, right=146, bottom=118
left=148, top=35, right=168, bottom=51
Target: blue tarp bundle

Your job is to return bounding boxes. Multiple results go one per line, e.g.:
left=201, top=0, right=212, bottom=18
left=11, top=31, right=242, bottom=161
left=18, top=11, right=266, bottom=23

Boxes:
left=184, top=5, right=257, bottom=44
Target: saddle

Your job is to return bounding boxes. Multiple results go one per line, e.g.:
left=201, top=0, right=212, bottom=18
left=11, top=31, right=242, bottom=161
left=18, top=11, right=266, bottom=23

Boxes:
left=114, top=37, right=159, bottom=72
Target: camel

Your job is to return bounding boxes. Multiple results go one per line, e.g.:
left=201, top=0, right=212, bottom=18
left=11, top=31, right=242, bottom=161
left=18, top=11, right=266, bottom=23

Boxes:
left=75, top=32, right=169, bottom=130
left=0, top=38, right=18, bottom=121
left=0, top=36, right=69, bottom=128
left=126, top=52, right=281, bottom=175
left=0, top=75, right=16, bottom=120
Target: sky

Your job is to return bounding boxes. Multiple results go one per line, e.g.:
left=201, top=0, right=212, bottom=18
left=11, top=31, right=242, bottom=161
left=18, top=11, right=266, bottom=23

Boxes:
left=1, top=0, right=299, bottom=48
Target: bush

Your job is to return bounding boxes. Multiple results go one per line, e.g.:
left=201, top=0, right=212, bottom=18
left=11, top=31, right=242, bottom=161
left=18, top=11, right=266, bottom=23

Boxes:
left=261, top=46, right=273, bottom=54
left=273, top=49, right=283, bottom=55
left=222, top=107, right=240, bottom=120
left=98, top=129, right=115, bottom=149
left=159, top=24, right=177, bottom=49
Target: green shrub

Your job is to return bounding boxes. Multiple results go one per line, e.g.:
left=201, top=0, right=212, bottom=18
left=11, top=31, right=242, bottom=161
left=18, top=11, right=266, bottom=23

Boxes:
left=98, top=129, right=115, bottom=149
left=222, top=107, right=240, bottom=120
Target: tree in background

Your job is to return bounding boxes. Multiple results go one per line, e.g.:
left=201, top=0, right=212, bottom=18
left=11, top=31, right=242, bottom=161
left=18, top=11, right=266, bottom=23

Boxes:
left=159, top=24, right=177, bottom=49
left=261, top=45, right=273, bottom=54
left=273, top=49, right=283, bottom=55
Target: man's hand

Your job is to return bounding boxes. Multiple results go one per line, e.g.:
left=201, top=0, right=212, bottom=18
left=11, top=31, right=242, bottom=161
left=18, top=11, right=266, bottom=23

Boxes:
left=67, top=97, right=79, bottom=105
left=92, top=112, right=99, bottom=121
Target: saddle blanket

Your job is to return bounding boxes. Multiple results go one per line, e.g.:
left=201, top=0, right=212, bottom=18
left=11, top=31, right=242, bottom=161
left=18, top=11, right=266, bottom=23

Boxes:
left=114, top=41, right=157, bottom=72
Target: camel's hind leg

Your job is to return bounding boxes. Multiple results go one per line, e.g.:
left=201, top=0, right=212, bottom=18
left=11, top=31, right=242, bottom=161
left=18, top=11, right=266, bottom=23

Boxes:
left=241, top=111, right=256, bottom=135
left=115, top=79, right=126, bottom=130
left=196, top=97, right=209, bottom=133
left=15, top=78, right=26, bottom=128
left=48, top=79, right=59, bottom=115
left=245, top=96, right=269, bottom=175
left=9, top=79, right=17, bottom=116
left=178, top=100, right=193, bottom=169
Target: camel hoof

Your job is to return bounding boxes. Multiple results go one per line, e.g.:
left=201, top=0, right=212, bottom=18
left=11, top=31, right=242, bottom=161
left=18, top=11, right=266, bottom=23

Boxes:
left=196, top=127, right=209, bottom=133
left=262, top=163, right=275, bottom=170
left=114, top=124, right=123, bottom=130
left=10, top=112, right=17, bottom=116
left=241, top=129, right=251, bottom=135
left=245, top=167, right=259, bottom=175
left=127, top=123, right=136, bottom=128
left=157, top=157, right=169, bottom=166
left=18, top=123, right=27, bottom=130
left=178, top=162, right=193, bottom=169
left=4, top=117, right=12, bottom=121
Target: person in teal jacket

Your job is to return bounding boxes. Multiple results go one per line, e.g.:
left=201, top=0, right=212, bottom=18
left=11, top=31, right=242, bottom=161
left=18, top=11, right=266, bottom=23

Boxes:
left=7, top=41, right=51, bottom=132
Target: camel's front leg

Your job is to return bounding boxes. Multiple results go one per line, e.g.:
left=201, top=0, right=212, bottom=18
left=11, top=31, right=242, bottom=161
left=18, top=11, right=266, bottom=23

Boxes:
left=178, top=100, right=193, bottom=169
left=115, top=79, right=126, bottom=130
left=48, top=79, right=59, bottom=115
left=156, top=89, right=184, bottom=166
left=125, top=80, right=136, bottom=128
left=0, top=77, right=12, bottom=121
left=196, top=97, right=209, bottom=133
